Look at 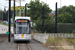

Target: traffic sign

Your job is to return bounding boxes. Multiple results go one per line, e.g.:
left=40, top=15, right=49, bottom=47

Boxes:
left=6, top=31, right=9, bottom=35
left=22, top=6, right=25, bottom=10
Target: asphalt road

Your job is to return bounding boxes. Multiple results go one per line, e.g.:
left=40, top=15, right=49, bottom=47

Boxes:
left=0, top=24, right=13, bottom=34
left=0, top=24, right=51, bottom=50
left=0, top=37, right=50, bottom=50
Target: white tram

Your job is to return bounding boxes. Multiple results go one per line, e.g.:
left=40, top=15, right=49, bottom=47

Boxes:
left=14, top=16, right=31, bottom=41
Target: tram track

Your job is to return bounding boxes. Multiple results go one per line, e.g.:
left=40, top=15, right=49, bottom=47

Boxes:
left=0, top=38, right=6, bottom=43
left=17, top=43, right=32, bottom=50
left=25, top=44, right=32, bottom=50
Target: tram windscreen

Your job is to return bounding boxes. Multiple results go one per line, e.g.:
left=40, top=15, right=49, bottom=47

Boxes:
left=16, top=21, right=29, bottom=34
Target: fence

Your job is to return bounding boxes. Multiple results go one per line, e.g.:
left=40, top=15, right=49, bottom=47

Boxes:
left=57, top=23, right=75, bottom=33
left=49, top=33, right=75, bottom=38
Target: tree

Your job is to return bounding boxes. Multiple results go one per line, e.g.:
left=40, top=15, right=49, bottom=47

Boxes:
left=0, top=10, right=13, bottom=21
left=27, top=1, right=55, bottom=33
left=58, top=12, right=74, bottom=23
left=28, top=1, right=52, bottom=21
left=58, top=5, right=75, bottom=23
left=33, top=17, right=55, bottom=33
left=0, top=11, right=7, bottom=21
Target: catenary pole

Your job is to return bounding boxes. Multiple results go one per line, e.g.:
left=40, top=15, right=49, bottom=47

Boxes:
left=13, top=0, right=15, bottom=35
left=55, top=2, right=57, bottom=33
left=14, top=0, right=15, bottom=22
left=8, top=0, right=11, bottom=42
left=25, top=3, right=26, bottom=16
left=42, top=6, right=44, bottom=33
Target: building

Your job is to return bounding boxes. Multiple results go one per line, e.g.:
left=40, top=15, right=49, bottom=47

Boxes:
left=49, top=13, right=54, bottom=16
left=49, top=11, right=55, bottom=17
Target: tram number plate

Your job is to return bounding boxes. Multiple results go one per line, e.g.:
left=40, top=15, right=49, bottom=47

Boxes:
left=21, top=34, right=24, bottom=38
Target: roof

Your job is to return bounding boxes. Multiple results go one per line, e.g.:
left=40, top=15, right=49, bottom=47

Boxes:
left=15, top=16, right=31, bottom=21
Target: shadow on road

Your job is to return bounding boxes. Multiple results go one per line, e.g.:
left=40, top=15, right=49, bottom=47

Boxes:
left=14, top=41, right=30, bottom=44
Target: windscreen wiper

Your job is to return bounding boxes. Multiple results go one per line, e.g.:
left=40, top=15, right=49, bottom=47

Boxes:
left=23, top=27, right=27, bottom=34
left=23, top=23, right=28, bottom=34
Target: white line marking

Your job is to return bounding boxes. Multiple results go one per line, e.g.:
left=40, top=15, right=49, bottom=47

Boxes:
left=27, top=45, right=31, bottom=50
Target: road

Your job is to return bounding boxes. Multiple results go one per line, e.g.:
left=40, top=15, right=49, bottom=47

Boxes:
left=0, top=24, right=51, bottom=50
left=0, top=37, right=50, bottom=50
left=0, top=24, right=13, bottom=34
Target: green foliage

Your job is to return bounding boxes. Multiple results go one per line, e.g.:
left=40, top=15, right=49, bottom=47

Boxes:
left=28, top=1, right=52, bottom=21
left=1, top=22, right=6, bottom=25
left=33, top=17, right=55, bottom=33
left=67, top=38, right=75, bottom=46
left=27, top=1, right=54, bottom=33
left=57, top=23, right=75, bottom=33
left=58, top=5, right=75, bottom=23
left=58, top=12, right=74, bottom=23
left=0, top=22, right=13, bottom=27
left=72, top=30, right=75, bottom=33
left=0, top=10, right=13, bottom=21
left=45, top=38, right=75, bottom=50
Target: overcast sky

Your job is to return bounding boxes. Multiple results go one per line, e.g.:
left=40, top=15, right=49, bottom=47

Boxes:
left=0, top=0, right=75, bottom=11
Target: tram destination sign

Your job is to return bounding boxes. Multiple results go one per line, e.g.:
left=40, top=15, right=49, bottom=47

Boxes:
left=6, top=0, right=26, bottom=1
left=16, top=20, right=27, bottom=22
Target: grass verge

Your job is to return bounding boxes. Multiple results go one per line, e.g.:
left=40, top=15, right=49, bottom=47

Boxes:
left=44, top=37, right=75, bottom=50
left=0, top=22, right=13, bottom=27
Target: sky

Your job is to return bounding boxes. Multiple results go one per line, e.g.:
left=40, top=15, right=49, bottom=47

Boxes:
left=0, top=0, right=75, bottom=11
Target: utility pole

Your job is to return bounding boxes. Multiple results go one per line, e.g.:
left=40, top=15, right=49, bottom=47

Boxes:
left=13, top=0, right=15, bottom=36
left=8, top=0, right=11, bottom=42
left=55, top=2, right=57, bottom=33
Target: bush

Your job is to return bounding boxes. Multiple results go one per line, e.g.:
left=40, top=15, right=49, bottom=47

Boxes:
left=72, top=30, right=75, bottom=33
left=1, top=22, right=6, bottom=25
left=44, top=37, right=75, bottom=50
left=33, top=17, right=55, bottom=33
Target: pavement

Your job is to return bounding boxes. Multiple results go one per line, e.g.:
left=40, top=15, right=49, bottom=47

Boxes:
left=0, top=37, right=17, bottom=50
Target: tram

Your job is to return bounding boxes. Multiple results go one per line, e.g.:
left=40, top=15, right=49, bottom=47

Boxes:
left=14, top=16, right=31, bottom=41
